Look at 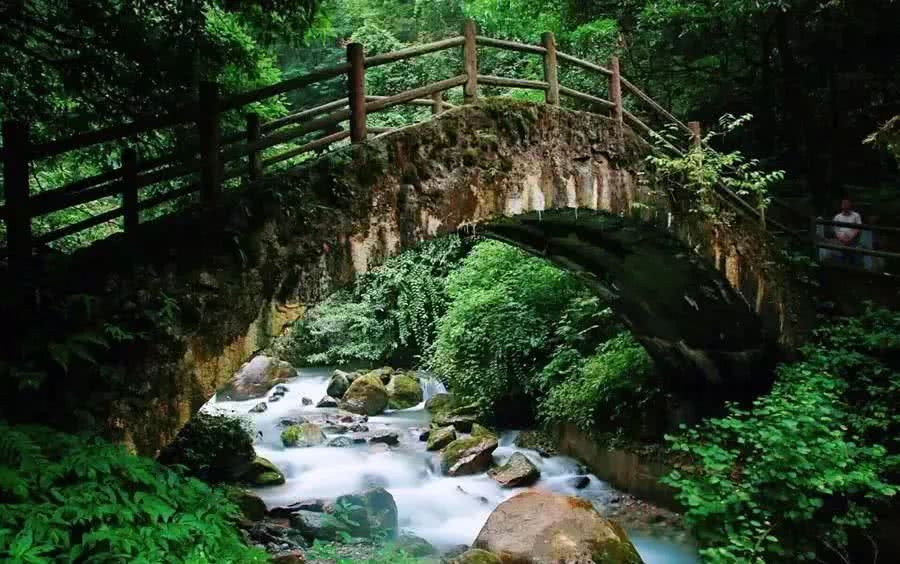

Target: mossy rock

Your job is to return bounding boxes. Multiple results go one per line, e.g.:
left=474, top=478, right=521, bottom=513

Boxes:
left=424, top=393, right=454, bottom=413
left=386, top=373, right=423, bottom=410
left=441, top=436, right=498, bottom=476
left=426, top=425, right=457, bottom=451
left=157, top=412, right=254, bottom=483
left=470, top=423, right=496, bottom=440
left=281, top=422, right=326, bottom=447
left=451, top=549, right=502, bottom=564
left=242, top=456, right=285, bottom=486
left=339, top=373, right=389, bottom=415
left=223, top=485, right=267, bottom=521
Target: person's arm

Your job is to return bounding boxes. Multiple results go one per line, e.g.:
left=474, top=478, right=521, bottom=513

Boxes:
left=847, top=213, right=862, bottom=242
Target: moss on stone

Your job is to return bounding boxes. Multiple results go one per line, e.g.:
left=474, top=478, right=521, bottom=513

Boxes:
left=386, top=373, right=423, bottom=410
left=452, top=549, right=502, bottom=564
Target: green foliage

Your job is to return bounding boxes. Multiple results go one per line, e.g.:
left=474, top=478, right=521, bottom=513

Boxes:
left=156, top=412, right=255, bottom=483
left=0, top=421, right=266, bottom=563
left=647, top=114, right=785, bottom=220
left=539, top=333, right=655, bottom=432
left=279, top=236, right=467, bottom=366
left=664, top=306, right=900, bottom=563
left=430, top=240, right=614, bottom=416
left=308, top=539, right=425, bottom=564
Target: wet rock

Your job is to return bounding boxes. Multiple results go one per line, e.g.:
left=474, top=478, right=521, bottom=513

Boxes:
left=418, top=428, right=430, bottom=441
left=426, top=426, right=456, bottom=451
left=329, top=487, right=399, bottom=539
left=269, top=394, right=283, bottom=403
left=243, top=456, right=286, bottom=486
left=339, top=373, right=389, bottom=416
left=279, top=416, right=307, bottom=427
left=368, top=431, right=400, bottom=446
left=281, top=422, right=326, bottom=448
left=431, top=400, right=481, bottom=432
left=567, top=475, right=591, bottom=489
left=362, top=473, right=389, bottom=489
left=349, top=424, right=369, bottom=433
left=327, top=436, right=353, bottom=448
left=322, top=424, right=349, bottom=434
left=488, top=452, right=540, bottom=488
left=247, top=520, right=307, bottom=551
left=223, top=485, right=267, bottom=521
left=249, top=402, right=268, bottom=413
left=350, top=434, right=368, bottom=444
left=513, top=429, right=558, bottom=456
left=275, top=385, right=289, bottom=393
left=157, top=412, right=255, bottom=482
left=424, top=393, right=453, bottom=412
left=316, top=395, right=338, bottom=408
left=473, top=491, right=643, bottom=563
left=386, top=373, right=423, bottom=410
left=392, top=532, right=436, bottom=557
left=368, top=366, right=395, bottom=384
left=269, top=499, right=326, bottom=518
left=451, top=549, right=502, bottom=564
left=326, top=371, right=350, bottom=398
left=470, top=423, right=496, bottom=440
left=441, top=436, right=498, bottom=476
left=217, top=356, right=296, bottom=401
left=301, top=397, right=313, bottom=406
left=290, top=510, right=336, bottom=541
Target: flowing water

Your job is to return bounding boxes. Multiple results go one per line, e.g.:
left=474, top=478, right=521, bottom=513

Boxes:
left=204, top=366, right=699, bottom=563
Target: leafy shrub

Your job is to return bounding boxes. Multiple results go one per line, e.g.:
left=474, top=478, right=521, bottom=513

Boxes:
left=156, top=412, right=255, bottom=483
left=0, top=422, right=266, bottom=563
left=430, top=241, right=602, bottom=417
left=664, top=307, right=900, bottom=563
left=538, top=332, right=655, bottom=432
left=277, top=236, right=467, bottom=366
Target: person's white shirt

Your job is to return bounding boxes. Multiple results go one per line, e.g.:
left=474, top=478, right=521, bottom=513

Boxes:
left=833, top=210, right=862, bottom=241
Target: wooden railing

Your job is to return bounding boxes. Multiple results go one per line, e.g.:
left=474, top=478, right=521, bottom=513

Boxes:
left=0, top=19, right=749, bottom=274
left=812, top=219, right=900, bottom=272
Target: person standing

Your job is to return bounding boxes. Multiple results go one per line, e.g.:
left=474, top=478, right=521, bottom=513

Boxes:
left=833, top=199, right=862, bottom=265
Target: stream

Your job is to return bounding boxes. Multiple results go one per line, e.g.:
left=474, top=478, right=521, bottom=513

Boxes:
left=204, top=366, right=699, bottom=563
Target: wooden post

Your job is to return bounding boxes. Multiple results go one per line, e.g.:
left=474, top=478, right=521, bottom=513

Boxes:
left=431, top=91, right=444, bottom=117
left=198, top=81, right=222, bottom=207
left=2, top=120, right=32, bottom=270
left=347, top=43, right=367, bottom=144
left=688, top=121, right=702, bottom=150
left=608, top=56, right=623, bottom=127
left=462, top=19, right=478, bottom=104
left=246, top=112, right=262, bottom=181
left=121, top=148, right=139, bottom=234
left=542, top=32, right=559, bottom=105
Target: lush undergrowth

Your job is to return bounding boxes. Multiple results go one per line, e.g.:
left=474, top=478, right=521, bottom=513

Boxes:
left=0, top=422, right=265, bottom=563
left=665, top=307, right=899, bottom=563
left=281, top=237, right=659, bottom=431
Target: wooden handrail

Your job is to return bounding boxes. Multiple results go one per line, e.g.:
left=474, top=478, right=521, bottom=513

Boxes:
left=815, top=243, right=900, bottom=260
left=7, top=20, right=790, bottom=266
left=364, top=37, right=464, bottom=68
left=475, top=36, right=547, bottom=56
left=556, top=51, right=612, bottom=76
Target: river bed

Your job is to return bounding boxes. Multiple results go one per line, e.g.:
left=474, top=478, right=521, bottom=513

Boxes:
left=204, top=366, right=699, bottom=563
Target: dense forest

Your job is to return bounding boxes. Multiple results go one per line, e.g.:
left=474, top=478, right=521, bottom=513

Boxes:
left=1, top=1, right=900, bottom=563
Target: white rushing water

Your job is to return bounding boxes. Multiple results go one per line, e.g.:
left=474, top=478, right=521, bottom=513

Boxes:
left=204, top=366, right=698, bottom=563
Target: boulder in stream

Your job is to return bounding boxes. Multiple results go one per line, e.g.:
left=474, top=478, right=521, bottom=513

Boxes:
left=281, top=422, right=326, bottom=448
left=386, top=372, right=423, bottom=410
left=301, top=397, right=313, bottom=406
left=243, top=456, right=286, bottom=486
left=392, top=533, right=436, bottom=557
left=426, top=425, right=456, bottom=451
left=567, top=475, right=591, bottom=489
left=327, top=487, right=399, bottom=539
left=488, top=452, right=540, bottom=488
left=368, top=366, right=395, bottom=384
left=473, top=490, right=643, bottom=563
left=327, top=371, right=351, bottom=398
left=249, top=402, right=268, bottom=413
left=424, top=392, right=453, bottom=412
left=339, top=373, right=389, bottom=415
left=368, top=431, right=400, bottom=446
left=316, top=395, right=338, bottom=408
left=157, top=412, right=255, bottom=482
left=223, top=485, right=267, bottom=521
left=328, top=436, right=353, bottom=448
left=216, top=355, right=296, bottom=401
left=441, top=436, right=498, bottom=476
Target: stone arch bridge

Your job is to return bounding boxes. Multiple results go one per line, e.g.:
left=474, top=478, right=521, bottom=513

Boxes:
left=3, top=101, right=808, bottom=453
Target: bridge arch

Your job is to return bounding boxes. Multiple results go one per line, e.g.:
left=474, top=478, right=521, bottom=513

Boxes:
left=9, top=100, right=806, bottom=453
